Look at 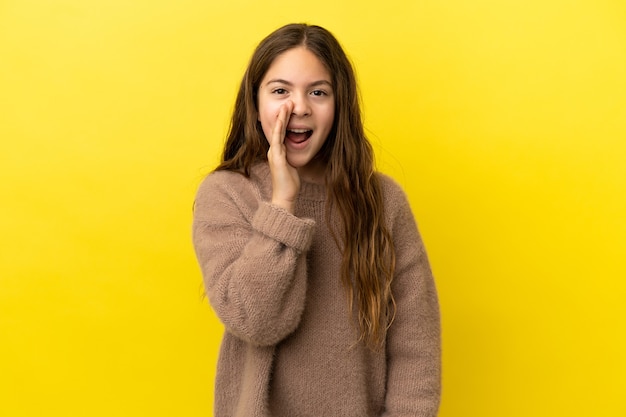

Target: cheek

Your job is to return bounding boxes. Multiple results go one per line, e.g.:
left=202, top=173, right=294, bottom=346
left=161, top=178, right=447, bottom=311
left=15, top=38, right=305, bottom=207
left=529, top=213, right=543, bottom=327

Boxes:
left=321, top=107, right=335, bottom=132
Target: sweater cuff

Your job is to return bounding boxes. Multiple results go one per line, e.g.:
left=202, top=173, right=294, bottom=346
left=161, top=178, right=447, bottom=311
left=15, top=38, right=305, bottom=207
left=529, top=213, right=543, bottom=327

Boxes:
left=252, top=202, right=316, bottom=252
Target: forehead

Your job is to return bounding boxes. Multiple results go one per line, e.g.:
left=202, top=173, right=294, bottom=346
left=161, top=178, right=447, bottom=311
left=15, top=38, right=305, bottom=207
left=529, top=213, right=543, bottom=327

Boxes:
left=262, top=46, right=332, bottom=84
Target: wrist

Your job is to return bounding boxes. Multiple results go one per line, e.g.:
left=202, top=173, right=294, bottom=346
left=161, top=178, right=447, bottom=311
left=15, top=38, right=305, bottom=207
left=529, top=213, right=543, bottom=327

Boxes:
left=271, top=198, right=295, bottom=213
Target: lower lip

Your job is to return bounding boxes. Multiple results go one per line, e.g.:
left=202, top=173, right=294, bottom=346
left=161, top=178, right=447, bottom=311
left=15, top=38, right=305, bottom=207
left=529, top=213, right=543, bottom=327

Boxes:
left=286, top=136, right=311, bottom=150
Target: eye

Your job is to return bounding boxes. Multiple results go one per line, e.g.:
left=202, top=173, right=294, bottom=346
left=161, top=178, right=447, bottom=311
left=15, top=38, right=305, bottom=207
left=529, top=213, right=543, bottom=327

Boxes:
left=311, top=90, right=328, bottom=97
left=272, top=88, right=288, bottom=95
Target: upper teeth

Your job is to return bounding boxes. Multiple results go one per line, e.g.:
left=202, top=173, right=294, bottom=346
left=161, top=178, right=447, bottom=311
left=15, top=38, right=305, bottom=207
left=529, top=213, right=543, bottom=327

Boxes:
left=288, top=129, right=310, bottom=133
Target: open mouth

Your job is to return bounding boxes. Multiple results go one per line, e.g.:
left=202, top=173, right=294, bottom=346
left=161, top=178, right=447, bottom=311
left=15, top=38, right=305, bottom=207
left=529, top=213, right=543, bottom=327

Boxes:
left=286, top=128, right=313, bottom=144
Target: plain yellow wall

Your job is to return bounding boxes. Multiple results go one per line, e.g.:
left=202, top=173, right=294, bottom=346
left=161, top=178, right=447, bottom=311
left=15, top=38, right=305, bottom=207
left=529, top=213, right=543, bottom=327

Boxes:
left=1, top=0, right=625, bottom=416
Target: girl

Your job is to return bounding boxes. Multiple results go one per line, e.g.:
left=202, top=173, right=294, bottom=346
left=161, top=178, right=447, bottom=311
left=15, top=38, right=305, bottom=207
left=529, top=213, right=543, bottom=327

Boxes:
left=192, top=23, right=441, bottom=417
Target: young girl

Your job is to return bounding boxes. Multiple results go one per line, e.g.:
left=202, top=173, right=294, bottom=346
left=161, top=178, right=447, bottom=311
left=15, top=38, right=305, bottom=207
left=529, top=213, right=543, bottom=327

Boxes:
left=192, top=23, right=441, bottom=417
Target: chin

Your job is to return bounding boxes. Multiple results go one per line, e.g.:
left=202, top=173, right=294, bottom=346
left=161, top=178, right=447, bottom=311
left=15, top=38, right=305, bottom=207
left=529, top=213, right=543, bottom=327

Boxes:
left=286, top=157, right=310, bottom=168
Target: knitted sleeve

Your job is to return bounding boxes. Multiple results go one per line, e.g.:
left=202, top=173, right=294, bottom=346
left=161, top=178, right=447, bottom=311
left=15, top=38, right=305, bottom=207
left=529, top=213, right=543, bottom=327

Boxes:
left=382, top=180, right=441, bottom=417
left=192, top=171, right=315, bottom=347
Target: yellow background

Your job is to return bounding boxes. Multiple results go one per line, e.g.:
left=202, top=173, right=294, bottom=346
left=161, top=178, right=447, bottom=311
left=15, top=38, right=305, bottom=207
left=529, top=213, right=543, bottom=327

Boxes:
left=1, top=0, right=625, bottom=416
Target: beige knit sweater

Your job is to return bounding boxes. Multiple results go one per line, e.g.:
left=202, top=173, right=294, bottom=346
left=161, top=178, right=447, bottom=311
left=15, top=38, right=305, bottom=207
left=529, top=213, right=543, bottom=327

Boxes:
left=192, top=162, right=441, bottom=417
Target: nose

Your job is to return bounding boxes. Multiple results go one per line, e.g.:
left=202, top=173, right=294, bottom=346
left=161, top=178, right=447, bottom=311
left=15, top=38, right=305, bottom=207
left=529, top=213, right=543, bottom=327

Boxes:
left=290, top=93, right=311, bottom=117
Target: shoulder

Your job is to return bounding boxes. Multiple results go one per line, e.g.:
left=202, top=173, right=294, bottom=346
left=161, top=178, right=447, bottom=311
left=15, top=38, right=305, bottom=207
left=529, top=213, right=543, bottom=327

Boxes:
left=375, top=172, right=420, bottom=233
left=377, top=173, right=405, bottom=197
left=194, top=163, right=272, bottom=220
left=376, top=173, right=412, bottom=212
left=197, top=163, right=271, bottom=196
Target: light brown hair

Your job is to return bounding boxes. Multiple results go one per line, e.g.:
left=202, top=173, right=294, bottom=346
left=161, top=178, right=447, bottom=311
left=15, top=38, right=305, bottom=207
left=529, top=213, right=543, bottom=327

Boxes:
left=217, top=23, right=396, bottom=350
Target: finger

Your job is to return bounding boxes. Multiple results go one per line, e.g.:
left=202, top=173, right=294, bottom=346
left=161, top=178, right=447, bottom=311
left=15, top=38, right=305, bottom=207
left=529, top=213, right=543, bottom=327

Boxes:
left=271, top=115, right=284, bottom=149
left=268, top=106, right=287, bottom=166
left=270, top=107, right=285, bottom=149
left=273, top=101, right=293, bottom=147
left=283, top=100, right=294, bottom=124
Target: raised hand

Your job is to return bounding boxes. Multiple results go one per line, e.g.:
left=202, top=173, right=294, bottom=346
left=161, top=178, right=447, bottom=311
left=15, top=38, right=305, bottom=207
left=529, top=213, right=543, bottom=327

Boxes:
left=267, top=101, right=299, bottom=213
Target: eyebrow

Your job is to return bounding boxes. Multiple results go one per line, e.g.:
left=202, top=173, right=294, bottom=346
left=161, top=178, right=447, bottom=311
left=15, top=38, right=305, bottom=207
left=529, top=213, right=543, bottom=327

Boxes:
left=265, top=79, right=333, bottom=88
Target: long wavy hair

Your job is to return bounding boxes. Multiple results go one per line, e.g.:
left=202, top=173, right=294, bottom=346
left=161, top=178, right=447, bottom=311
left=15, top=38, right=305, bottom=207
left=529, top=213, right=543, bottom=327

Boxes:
left=216, top=23, right=396, bottom=350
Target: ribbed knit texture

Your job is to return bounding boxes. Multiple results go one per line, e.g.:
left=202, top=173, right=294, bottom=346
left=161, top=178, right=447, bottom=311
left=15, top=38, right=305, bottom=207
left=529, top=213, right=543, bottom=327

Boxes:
left=192, top=162, right=441, bottom=417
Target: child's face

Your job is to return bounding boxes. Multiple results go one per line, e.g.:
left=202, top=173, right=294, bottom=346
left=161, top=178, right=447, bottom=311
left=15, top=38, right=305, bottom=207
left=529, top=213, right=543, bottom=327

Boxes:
left=257, top=46, right=335, bottom=179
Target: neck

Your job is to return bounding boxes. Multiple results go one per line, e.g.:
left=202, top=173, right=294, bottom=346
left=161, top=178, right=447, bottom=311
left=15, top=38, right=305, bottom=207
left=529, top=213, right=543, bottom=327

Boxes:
left=298, top=160, right=326, bottom=184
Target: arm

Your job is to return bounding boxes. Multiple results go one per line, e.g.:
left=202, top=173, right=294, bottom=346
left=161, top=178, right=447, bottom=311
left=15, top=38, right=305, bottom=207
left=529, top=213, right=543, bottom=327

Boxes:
left=192, top=172, right=315, bottom=347
left=384, top=187, right=441, bottom=417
